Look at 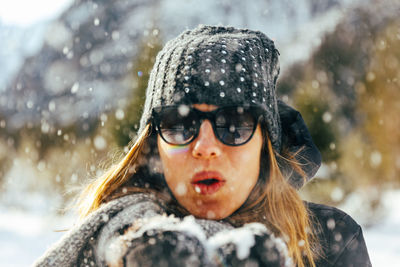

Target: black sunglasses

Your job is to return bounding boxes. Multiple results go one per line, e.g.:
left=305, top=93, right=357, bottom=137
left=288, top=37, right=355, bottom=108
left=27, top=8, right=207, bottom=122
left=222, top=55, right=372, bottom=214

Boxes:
left=152, top=105, right=265, bottom=146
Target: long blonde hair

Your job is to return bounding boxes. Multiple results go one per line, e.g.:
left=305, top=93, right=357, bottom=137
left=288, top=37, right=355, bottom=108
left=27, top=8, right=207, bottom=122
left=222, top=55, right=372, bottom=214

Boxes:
left=76, top=123, right=319, bottom=267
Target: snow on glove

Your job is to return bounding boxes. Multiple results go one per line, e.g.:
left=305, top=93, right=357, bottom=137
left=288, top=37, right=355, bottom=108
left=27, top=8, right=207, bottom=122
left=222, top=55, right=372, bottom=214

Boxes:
left=120, top=230, right=207, bottom=267
left=101, top=215, right=214, bottom=267
left=208, top=223, right=294, bottom=267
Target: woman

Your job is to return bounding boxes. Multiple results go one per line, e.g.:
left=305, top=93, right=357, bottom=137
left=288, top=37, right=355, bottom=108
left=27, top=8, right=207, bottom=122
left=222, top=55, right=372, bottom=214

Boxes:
left=34, top=25, right=371, bottom=267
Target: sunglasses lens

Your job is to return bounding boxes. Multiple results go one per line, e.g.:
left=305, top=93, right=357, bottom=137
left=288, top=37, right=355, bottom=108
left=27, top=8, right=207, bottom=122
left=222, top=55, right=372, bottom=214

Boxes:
left=215, top=107, right=256, bottom=145
left=158, top=108, right=197, bottom=145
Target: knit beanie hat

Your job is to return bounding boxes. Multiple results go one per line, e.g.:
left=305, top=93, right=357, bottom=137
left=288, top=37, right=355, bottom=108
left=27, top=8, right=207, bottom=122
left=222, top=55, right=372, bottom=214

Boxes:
left=138, top=25, right=321, bottom=187
left=139, top=25, right=282, bottom=151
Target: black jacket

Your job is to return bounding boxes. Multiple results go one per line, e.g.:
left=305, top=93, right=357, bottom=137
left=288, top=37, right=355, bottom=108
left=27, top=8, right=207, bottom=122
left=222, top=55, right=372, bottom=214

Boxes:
left=308, top=202, right=371, bottom=267
left=278, top=100, right=372, bottom=266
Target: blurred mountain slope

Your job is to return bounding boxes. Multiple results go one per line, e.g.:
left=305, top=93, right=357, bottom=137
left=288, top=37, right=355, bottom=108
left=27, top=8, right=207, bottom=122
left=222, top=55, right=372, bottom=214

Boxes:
left=1, top=0, right=365, bottom=133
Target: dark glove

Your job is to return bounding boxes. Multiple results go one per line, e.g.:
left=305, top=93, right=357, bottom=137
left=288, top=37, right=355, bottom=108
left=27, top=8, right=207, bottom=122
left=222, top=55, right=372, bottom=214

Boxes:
left=98, top=215, right=214, bottom=267
left=122, top=229, right=209, bottom=267
left=209, top=223, right=292, bottom=267
left=221, top=234, right=289, bottom=266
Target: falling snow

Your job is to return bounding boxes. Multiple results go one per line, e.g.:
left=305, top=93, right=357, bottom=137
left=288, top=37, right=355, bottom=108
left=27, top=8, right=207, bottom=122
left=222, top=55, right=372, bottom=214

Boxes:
left=0, top=0, right=399, bottom=266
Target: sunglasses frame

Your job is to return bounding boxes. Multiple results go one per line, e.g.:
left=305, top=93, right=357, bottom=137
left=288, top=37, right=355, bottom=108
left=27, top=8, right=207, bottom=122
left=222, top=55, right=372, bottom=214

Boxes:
left=151, top=104, right=266, bottom=146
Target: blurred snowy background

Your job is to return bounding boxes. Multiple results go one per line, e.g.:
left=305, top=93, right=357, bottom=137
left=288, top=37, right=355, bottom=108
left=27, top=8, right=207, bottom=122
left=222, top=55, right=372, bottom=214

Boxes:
left=0, top=0, right=399, bottom=266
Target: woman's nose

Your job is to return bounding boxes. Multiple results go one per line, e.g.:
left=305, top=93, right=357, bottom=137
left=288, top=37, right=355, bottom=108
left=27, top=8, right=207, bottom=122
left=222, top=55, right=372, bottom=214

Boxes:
left=192, top=120, right=222, bottom=159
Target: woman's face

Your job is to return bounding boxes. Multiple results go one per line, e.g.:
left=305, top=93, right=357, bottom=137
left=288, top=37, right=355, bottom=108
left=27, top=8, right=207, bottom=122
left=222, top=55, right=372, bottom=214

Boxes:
left=157, top=103, right=263, bottom=220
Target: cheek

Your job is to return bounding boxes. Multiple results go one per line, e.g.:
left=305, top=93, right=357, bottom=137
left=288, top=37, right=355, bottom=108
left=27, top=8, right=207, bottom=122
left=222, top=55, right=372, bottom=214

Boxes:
left=157, top=137, right=190, bottom=181
left=234, top=150, right=259, bottom=165
left=229, top=133, right=263, bottom=186
left=232, top=151, right=260, bottom=187
left=232, top=145, right=262, bottom=175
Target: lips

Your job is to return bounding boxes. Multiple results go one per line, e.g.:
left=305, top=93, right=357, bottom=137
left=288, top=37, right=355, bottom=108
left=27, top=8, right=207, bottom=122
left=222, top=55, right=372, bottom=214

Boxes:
left=191, top=171, right=226, bottom=195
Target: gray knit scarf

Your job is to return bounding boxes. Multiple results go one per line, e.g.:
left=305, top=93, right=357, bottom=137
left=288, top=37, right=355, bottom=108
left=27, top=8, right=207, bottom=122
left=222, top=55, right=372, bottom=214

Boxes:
left=33, top=193, right=292, bottom=267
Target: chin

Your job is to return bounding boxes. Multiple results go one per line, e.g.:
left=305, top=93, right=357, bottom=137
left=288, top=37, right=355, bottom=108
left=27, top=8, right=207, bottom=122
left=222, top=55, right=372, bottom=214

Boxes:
left=188, top=203, right=235, bottom=220
left=194, top=211, right=226, bottom=220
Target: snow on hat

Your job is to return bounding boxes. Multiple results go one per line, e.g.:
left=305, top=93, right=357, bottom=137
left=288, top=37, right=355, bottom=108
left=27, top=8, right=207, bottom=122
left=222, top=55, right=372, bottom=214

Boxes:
left=138, top=25, right=321, bottom=187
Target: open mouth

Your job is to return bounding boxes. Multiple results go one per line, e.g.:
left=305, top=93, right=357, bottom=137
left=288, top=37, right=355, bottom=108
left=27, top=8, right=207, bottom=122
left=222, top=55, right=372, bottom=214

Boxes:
left=191, top=171, right=226, bottom=195
left=195, top=178, right=220, bottom=186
